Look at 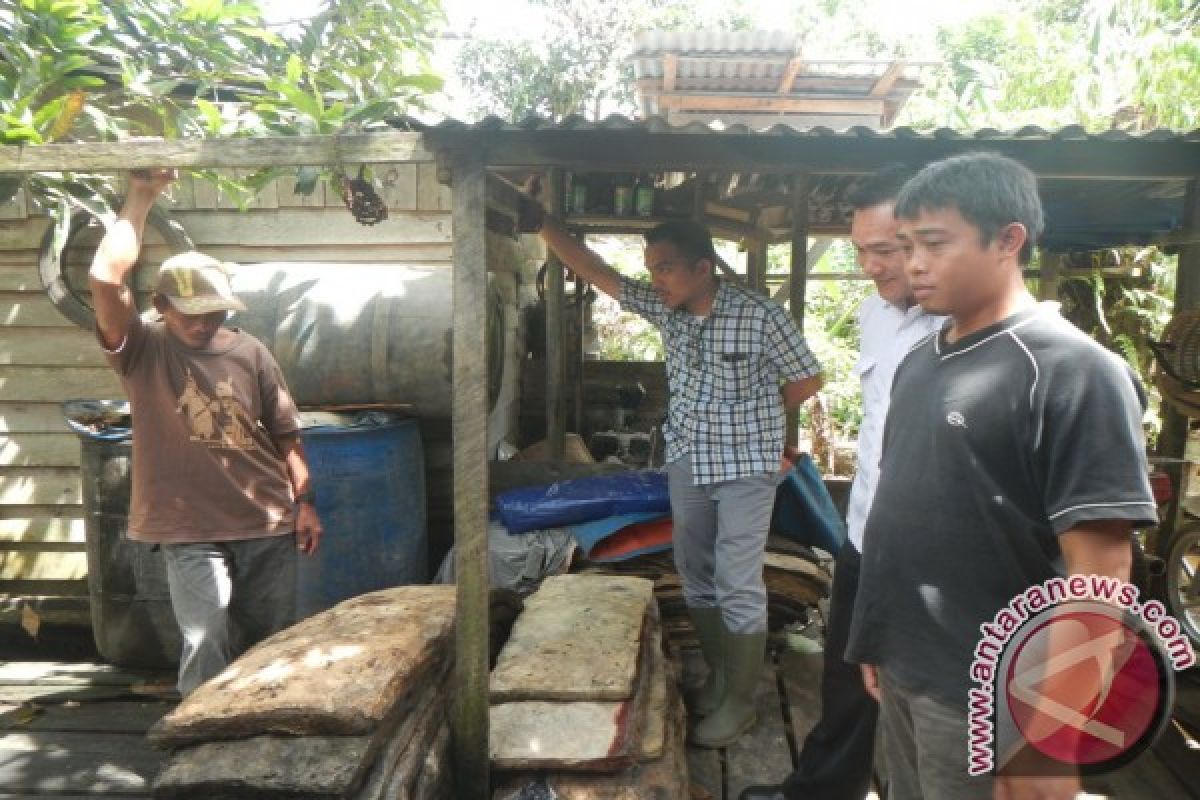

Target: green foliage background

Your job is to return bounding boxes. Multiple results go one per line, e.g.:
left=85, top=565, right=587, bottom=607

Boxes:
left=1, top=0, right=445, bottom=217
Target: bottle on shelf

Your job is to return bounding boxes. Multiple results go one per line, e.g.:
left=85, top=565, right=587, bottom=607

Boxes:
left=613, top=173, right=634, bottom=217
left=635, top=173, right=656, bottom=217
left=570, top=173, right=588, bottom=215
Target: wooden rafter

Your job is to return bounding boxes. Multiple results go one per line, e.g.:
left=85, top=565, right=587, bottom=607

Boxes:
left=777, top=57, right=806, bottom=95
left=662, top=53, right=678, bottom=93
left=638, top=76, right=921, bottom=95
left=869, top=62, right=907, bottom=98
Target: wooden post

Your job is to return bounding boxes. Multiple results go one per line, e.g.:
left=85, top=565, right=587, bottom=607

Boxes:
left=1156, top=177, right=1200, bottom=542
left=574, top=240, right=587, bottom=435
left=1039, top=251, right=1062, bottom=302
left=450, top=150, right=490, bottom=800
left=692, top=173, right=707, bottom=223
left=787, top=174, right=811, bottom=449
left=546, top=169, right=567, bottom=459
left=748, top=238, right=768, bottom=295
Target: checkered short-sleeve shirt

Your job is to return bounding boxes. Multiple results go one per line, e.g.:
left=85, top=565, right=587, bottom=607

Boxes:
left=619, top=276, right=821, bottom=484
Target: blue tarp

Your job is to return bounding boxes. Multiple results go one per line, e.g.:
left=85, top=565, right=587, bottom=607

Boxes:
left=494, top=470, right=670, bottom=535
left=772, top=455, right=847, bottom=555
left=567, top=511, right=669, bottom=559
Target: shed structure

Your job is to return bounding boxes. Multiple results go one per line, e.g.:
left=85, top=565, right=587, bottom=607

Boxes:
left=0, top=120, right=1198, bottom=799
left=630, top=30, right=936, bottom=129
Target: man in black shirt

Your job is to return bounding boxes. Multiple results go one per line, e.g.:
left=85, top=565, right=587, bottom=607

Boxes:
left=846, top=153, right=1156, bottom=799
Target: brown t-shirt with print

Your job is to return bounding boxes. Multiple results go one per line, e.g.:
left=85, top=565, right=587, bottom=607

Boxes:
left=103, top=318, right=300, bottom=543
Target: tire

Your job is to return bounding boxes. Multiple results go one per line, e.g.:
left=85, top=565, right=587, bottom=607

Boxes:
left=1165, top=524, right=1200, bottom=649
left=38, top=206, right=193, bottom=330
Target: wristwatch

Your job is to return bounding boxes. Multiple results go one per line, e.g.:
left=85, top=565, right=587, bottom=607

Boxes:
left=295, top=490, right=317, bottom=506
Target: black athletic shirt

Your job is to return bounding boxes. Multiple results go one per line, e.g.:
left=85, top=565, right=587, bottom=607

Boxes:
left=846, top=305, right=1157, bottom=709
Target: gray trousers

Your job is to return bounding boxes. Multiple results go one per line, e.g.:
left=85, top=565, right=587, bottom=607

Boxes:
left=667, top=457, right=777, bottom=634
left=877, top=670, right=993, bottom=800
left=162, top=535, right=297, bottom=696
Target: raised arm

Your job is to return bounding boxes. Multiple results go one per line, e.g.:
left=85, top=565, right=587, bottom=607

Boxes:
left=88, top=169, right=175, bottom=349
left=518, top=185, right=622, bottom=299
left=536, top=214, right=623, bottom=300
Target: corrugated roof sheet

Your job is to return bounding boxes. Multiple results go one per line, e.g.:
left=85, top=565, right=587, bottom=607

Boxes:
left=399, top=114, right=1200, bottom=143
left=628, top=30, right=935, bottom=105
left=632, top=30, right=798, bottom=56
left=399, top=115, right=1200, bottom=250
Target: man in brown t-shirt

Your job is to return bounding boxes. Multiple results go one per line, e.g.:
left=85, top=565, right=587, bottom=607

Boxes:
left=89, top=169, right=323, bottom=695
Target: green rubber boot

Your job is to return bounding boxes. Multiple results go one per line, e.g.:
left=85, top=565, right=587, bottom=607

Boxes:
left=690, top=629, right=766, bottom=749
left=686, top=606, right=726, bottom=717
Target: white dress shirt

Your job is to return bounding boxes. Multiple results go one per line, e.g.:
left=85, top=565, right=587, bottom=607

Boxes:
left=845, top=294, right=945, bottom=551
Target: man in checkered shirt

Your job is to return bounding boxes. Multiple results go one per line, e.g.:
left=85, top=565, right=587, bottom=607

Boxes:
left=527, top=198, right=823, bottom=748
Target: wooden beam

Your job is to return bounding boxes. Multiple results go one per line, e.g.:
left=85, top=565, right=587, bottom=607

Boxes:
left=1156, top=228, right=1200, bottom=248
left=574, top=259, right=587, bottom=434
left=705, top=201, right=754, bottom=224
left=661, top=54, right=938, bottom=68
left=1039, top=252, right=1062, bottom=301
left=787, top=174, right=810, bottom=450
left=0, top=132, right=432, bottom=172
left=777, top=57, right=806, bottom=95
left=771, top=238, right=833, bottom=301
left=748, top=239, right=768, bottom=294
left=662, top=54, right=678, bottom=93
left=691, top=173, right=707, bottom=223
left=545, top=169, right=568, bottom=459
left=657, top=93, right=886, bottom=116
left=869, top=62, right=906, bottom=97
left=448, top=149, right=490, bottom=800
left=714, top=253, right=744, bottom=285
left=638, top=76, right=922, bottom=95
left=420, top=129, right=1200, bottom=179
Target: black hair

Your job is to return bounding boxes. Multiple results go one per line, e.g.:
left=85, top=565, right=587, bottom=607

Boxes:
left=847, top=163, right=917, bottom=210
left=894, top=151, right=1045, bottom=265
left=644, top=219, right=718, bottom=267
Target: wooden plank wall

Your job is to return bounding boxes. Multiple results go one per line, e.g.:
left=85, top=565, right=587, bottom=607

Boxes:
left=0, top=162, right=527, bottom=600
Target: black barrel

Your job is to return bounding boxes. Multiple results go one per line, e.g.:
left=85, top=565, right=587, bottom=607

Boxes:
left=68, top=401, right=181, bottom=668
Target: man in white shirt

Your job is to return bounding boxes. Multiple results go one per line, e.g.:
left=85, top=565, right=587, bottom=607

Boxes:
left=742, top=167, right=943, bottom=799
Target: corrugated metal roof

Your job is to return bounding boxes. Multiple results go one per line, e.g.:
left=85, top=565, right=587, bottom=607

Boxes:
left=399, top=115, right=1199, bottom=250
left=399, top=114, right=1200, bottom=143
left=632, top=30, right=798, bottom=56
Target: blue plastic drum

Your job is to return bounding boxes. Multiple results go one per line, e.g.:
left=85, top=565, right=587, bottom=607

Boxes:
left=297, top=415, right=427, bottom=618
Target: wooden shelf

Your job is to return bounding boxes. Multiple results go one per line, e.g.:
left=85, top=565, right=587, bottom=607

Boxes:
left=565, top=215, right=671, bottom=231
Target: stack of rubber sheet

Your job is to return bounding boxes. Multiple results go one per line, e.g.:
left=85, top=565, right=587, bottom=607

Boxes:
left=489, top=575, right=688, bottom=799
left=149, top=586, right=458, bottom=800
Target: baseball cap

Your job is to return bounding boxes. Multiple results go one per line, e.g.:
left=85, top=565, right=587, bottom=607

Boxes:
left=154, top=252, right=247, bottom=314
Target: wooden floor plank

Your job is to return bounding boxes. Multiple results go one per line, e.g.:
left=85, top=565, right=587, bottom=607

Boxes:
left=0, top=700, right=171, bottom=733
left=0, top=795, right=149, bottom=799
left=0, top=661, right=167, bottom=687
left=724, top=655, right=794, bottom=798
left=0, top=684, right=143, bottom=705
left=0, top=730, right=162, bottom=794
